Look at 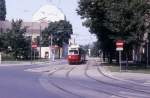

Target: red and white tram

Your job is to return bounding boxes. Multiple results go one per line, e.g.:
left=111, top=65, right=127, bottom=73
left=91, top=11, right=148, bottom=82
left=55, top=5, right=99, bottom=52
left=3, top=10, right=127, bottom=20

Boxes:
left=67, top=44, right=86, bottom=64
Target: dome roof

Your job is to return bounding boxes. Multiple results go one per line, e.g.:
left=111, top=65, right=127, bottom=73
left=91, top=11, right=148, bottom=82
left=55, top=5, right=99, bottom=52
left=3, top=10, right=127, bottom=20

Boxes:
left=32, top=4, right=65, bottom=23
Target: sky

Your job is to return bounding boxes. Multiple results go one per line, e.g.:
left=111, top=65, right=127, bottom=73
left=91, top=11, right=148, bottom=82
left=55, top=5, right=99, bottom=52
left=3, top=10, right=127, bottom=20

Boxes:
left=6, top=0, right=97, bottom=45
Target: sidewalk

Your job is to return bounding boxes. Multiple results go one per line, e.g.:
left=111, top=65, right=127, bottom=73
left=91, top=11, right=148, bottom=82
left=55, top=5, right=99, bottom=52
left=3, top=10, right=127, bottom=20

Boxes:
left=100, top=64, right=150, bottom=86
left=112, top=71, right=150, bottom=85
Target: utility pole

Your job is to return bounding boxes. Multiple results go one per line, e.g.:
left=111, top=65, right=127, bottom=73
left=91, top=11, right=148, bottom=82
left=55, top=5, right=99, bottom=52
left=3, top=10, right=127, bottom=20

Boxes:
left=51, top=33, right=53, bottom=47
left=50, top=33, right=55, bottom=61
left=31, top=22, right=33, bottom=64
left=39, top=23, right=41, bottom=59
left=147, top=39, right=149, bottom=68
left=30, top=36, right=32, bottom=64
left=74, top=38, right=76, bottom=44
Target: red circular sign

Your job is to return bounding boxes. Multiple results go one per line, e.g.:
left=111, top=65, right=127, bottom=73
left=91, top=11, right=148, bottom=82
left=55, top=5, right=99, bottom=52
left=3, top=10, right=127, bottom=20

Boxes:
left=32, top=42, right=37, bottom=48
left=116, top=40, right=124, bottom=48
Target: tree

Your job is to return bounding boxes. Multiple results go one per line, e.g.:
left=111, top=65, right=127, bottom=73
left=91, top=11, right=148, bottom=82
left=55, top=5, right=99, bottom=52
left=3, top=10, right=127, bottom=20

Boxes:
left=41, top=20, right=73, bottom=47
left=3, top=20, right=31, bottom=59
left=0, top=32, right=6, bottom=51
left=77, top=0, right=150, bottom=63
left=89, top=42, right=101, bottom=57
left=0, top=0, right=6, bottom=20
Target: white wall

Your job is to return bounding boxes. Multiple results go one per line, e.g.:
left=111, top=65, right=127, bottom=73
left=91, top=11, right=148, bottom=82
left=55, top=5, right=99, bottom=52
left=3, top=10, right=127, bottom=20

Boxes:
left=39, top=47, right=51, bottom=59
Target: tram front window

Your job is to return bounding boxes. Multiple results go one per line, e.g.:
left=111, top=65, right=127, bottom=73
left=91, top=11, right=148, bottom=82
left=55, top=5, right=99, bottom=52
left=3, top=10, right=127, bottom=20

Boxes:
left=69, top=50, right=79, bottom=55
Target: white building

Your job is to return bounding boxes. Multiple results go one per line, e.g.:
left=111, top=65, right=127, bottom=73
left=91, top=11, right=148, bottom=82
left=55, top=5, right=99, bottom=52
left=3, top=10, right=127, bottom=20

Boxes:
left=32, top=4, right=65, bottom=59
left=32, top=4, right=65, bottom=23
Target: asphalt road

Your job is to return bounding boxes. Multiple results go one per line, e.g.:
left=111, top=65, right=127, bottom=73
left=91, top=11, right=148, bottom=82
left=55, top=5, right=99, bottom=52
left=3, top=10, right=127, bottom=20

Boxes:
left=0, top=63, right=66, bottom=98
left=0, top=59, right=150, bottom=98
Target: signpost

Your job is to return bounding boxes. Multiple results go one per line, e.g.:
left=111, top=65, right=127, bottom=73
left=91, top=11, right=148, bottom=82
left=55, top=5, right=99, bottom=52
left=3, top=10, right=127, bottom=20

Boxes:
left=32, top=42, right=37, bottom=62
left=116, top=40, right=124, bottom=72
left=32, top=42, right=37, bottom=49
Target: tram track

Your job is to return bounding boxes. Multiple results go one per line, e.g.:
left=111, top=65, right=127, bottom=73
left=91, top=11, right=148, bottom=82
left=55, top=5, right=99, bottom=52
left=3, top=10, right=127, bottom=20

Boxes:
left=86, top=60, right=150, bottom=97
left=40, top=59, right=150, bottom=98
left=46, top=64, right=126, bottom=98
left=66, top=64, right=128, bottom=98
left=47, top=65, right=85, bottom=98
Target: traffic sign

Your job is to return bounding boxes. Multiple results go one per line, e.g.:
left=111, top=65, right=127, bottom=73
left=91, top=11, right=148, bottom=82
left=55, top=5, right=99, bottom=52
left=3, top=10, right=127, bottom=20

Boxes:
left=116, top=40, right=124, bottom=51
left=32, top=42, right=37, bottom=48
left=116, top=40, right=124, bottom=72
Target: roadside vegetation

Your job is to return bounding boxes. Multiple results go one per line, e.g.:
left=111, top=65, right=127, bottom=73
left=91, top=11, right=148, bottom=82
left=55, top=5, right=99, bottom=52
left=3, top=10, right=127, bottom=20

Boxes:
left=77, top=0, right=150, bottom=70
left=103, top=63, right=150, bottom=74
left=0, top=0, right=73, bottom=60
left=0, top=19, right=73, bottom=60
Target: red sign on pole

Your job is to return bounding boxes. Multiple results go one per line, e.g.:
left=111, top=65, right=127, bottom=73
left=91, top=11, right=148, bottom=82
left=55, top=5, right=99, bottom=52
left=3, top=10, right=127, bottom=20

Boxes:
left=32, top=42, right=37, bottom=48
left=116, top=40, right=124, bottom=51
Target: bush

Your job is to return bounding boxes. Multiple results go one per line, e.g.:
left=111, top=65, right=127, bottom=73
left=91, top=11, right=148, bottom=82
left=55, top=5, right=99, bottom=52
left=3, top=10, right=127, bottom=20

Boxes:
left=1, top=52, right=16, bottom=61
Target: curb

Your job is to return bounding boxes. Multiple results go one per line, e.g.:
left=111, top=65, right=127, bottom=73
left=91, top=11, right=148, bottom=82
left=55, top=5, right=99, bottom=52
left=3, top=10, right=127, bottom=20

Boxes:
left=0, top=59, right=67, bottom=66
left=98, top=62, right=150, bottom=87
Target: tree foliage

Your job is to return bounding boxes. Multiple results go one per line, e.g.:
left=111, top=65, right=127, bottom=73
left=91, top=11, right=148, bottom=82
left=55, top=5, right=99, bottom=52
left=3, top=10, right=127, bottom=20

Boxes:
left=41, top=20, right=73, bottom=47
left=77, top=0, right=150, bottom=63
left=0, top=0, right=6, bottom=20
left=0, top=20, right=31, bottom=59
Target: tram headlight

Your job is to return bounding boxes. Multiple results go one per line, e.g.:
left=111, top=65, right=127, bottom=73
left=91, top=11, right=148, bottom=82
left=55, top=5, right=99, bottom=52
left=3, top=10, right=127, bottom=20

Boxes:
left=68, top=56, right=71, bottom=58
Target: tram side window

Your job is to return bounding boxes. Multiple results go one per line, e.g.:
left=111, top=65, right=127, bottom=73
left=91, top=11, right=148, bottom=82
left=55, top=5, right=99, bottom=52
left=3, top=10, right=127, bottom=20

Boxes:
left=69, top=50, right=78, bottom=55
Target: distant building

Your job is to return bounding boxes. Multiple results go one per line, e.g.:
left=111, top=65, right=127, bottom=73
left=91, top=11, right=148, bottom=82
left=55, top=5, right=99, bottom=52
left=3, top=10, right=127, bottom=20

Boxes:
left=32, top=4, right=65, bottom=22
left=0, top=20, right=48, bottom=39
